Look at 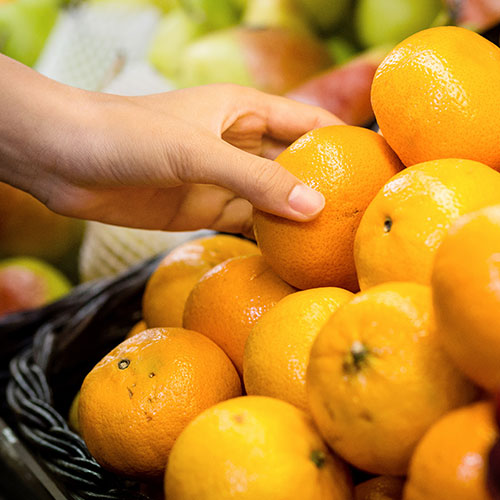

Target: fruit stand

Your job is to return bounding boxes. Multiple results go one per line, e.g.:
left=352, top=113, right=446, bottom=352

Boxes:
left=1, top=1, right=500, bottom=500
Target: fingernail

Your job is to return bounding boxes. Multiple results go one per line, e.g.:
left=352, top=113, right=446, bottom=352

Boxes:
left=288, top=184, right=325, bottom=217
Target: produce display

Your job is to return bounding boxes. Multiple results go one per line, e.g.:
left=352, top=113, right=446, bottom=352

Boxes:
left=1, top=1, right=500, bottom=499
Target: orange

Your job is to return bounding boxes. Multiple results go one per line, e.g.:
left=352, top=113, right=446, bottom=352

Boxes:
left=431, top=204, right=500, bottom=393
left=142, top=234, right=259, bottom=327
left=78, top=328, right=241, bottom=479
left=404, top=400, right=498, bottom=500
left=183, top=254, right=295, bottom=374
left=165, top=395, right=353, bottom=500
left=354, top=158, right=500, bottom=289
left=371, top=26, right=500, bottom=169
left=306, top=282, right=477, bottom=476
left=355, top=476, right=405, bottom=500
left=253, top=125, right=403, bottom=291
left=243, top=287, right=353, bottom=411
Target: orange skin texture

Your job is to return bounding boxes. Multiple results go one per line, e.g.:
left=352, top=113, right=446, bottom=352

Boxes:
left=142, top=235, right=259, bottom=328
left=253, top=125, right=403, bottom=291
left=165, top=396, right=354, bottom=500
left=243, top=286, right=354, bottom=412
left=183, top=254, right=295, bottom=375
left=354, top=158, right=500, bottom=289
left=306, top=282, right=477, bottom=476
left=431, top=204, right=500, bottom=393
left=404, top=401, right=498, bottom=500
left=371, top=26, right=500, bottom=170
left=78, top=328, right=242, bottom=480
left=355, top=476, right=405, bottom=500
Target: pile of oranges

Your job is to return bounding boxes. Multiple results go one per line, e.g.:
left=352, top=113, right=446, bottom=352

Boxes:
left=73, top=26, right=500, bottom=500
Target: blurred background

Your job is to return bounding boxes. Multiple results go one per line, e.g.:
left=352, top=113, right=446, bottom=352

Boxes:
left=1, top=0, right=500, bottom=319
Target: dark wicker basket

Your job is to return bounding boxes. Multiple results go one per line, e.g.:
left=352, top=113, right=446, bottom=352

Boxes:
left=2, top=253, right=165, bottom=500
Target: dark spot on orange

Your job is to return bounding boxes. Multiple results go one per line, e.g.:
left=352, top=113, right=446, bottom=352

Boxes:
left=118, top=359, right=130, bottom=370
left=127, top=387, right=133, bottom=399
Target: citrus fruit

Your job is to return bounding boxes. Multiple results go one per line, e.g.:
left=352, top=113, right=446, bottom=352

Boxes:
left=431, top=204, right=500, bottom=393
left=183, top=254, right=295, bottom=374
left=253, top=125, right=403, bottom=291
left=371, top=26, right=500, bottom=169
left=354, top=475, right=405, bottom=500
left=78, top=328, right=241, bottom=479
left=243, top=287, right=353, bottom=411
left=142, top=234, right=258, bottom=328
left=354, top=158, right=500, bottom=289
left=306, top=282, right=477, bottom=476
left=165, top=395, right=353, bottom=500
left=404, top=401, right=497, bottom=500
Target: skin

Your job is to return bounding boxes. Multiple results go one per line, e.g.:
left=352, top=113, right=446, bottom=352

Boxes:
left=0, top=54, right=342, bottom=236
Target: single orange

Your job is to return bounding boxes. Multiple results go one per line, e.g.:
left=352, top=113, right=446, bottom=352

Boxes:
left=78, top=328, right=241, bottom=479
left=253, top=125, right=403, bottom=291
left=183, top=254, right=295, bottom=375
left=243, top=287, right=353, bottom=411
left=354, top=158, right=500, bottom=289
left=431, top=204, right=500, bottom=393
left=165, top=396, right=353, bottom=500
left=142, top=234, right=258, bottom=327
left=404, top=401, right=498, bottom=500
left=354, top=476, right=405, bottom=500
left=371, top=26, right=500, bottom=169
left=306, top=282, right=477, bottom=476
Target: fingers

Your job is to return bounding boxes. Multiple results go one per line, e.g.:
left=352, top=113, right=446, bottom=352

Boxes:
left=175, top=134, right=325, bottom=222
left=240, top=87, right=345, bottom=142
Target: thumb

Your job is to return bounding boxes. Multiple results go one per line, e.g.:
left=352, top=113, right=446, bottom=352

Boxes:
left=179, top=138, right=325, bottom=221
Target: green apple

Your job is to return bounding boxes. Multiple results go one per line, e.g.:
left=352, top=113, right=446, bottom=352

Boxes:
left=355, top=0, right=443, bottom=48
left=148, top=8, right=206, bottom=80
left=0, top=256, right=72, bottom=317
left=242, top=0, right=312, bottom=36
left=176, top=26, right=332, bottom=94
left=179, top=0, right=242, bottom=30
left=0, top=0, right=60, bottom=67
left=295, top=0, right=352, bottom=35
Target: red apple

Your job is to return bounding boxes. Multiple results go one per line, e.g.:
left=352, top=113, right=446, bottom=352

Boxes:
left=0, top=256, right=71, bottom=317
left=285, top=46, right=388, bottom=126
left=445, top=0, right=500, bottom=32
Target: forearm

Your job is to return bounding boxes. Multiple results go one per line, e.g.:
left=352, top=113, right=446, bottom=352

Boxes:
left=0, top=55, right=97, bottom=199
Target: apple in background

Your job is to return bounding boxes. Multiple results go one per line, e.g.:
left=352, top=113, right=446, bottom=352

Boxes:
left=179, top=0, right=243, bottom=30
left=443, top=0, right=500, bottom=32
left=0, top=256, right=72, bottom=317
left=176, top=27, right=332, bottom=94
left=295, top=0, right=352, bottom=35
left=286, top=46, right=389, bottom=126
left=241, top=0, right=312, bottom=36
left=0, top=183, right=84, bottom=270
left=0, top=0, right=60, bottom=67
left=354, top=0, right=443, bottom=48
left=148, top=8, right=206, bottom=80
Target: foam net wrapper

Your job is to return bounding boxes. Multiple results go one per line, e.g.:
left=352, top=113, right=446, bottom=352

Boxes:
left=36, top=2, right=213, bottom=282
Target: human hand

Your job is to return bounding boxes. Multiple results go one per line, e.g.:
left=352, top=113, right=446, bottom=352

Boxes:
left=0, top=57, right=343, bottom=236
